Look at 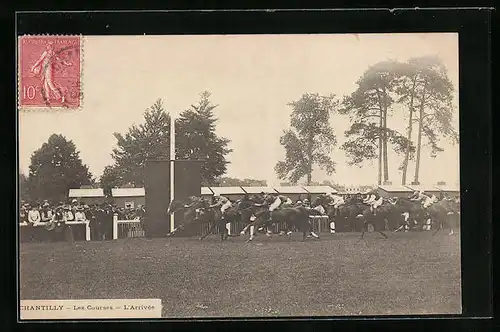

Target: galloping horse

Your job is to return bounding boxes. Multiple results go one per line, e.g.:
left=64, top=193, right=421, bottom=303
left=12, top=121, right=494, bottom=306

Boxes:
left=392, top=197, right=426, bottom=232
left=240, top=204, right=320, bottom=242
left=337, top=198, right=364, bottom=232
left=355, top=200, right=389, bottom=239
left=198, top=199, right=256, bottom=241
left=427, top=199, right=458, bottom=236
left=166, top=199, right=206, bottom=238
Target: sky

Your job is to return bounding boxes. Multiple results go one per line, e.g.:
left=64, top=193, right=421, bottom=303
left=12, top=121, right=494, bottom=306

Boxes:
left=18, top=33, right=459, bottom=187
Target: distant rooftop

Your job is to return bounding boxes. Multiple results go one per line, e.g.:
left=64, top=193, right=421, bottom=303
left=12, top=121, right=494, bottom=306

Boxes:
left=111, top=188, right=145, bottom=197
left=377, top=184, right=413, bottom=193
left=302, top=185, right=336, bottom=194
left=210, top=186, right=246, bottom=195
left=241, top=186, right=277, bottom=194
left=434, top=184, right=460, bottom=192
left=273, top=186, right=308, bottom=194
left=68, top=188, right=105, bottom=198
left=405, top=184, right=442, bottom=192
left=201, top=187, right=213, bottom=195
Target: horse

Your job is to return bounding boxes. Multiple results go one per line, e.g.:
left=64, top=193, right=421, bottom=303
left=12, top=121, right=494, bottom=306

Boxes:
left=198, top=199, right=256, bottom=241
left=336, top=199, right=363, bottom=232
left=166, top=198, right=208, bottom=238
left=391, top=197, right=427, bottom=232
left=354, top=200, right=389, bottom=239
left=311, top=195, right=336, bottom=217
left=428, top=199, right=458, bottom=236
left=239, top=204, right=319, bottom=242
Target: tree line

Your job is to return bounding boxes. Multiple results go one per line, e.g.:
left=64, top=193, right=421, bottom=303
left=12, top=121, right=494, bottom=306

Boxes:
left=20, top=56, right=457, bottom=203
left=275, top=55, right=457, bottom=186
left=21, top=92, right=241, bottom=202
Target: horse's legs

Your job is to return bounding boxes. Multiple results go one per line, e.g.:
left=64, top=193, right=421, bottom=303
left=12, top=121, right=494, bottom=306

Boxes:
left=200, top=223, right=213, bottom=240
left=359, top=220, right=367, bottom=239
left=448, top=215, right=455, bottom=235
left=432, top=219, right=441, bottom=236
left=167, top=224, right=185, bottom=237
left=377, top=230, right=388, bottom=239
left=221, top=223, right=228, bottom=241
left=224, top=222, right=230, bottom=241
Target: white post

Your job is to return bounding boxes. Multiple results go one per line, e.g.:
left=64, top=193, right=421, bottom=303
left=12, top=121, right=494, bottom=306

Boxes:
left=226, top=222, right=231, bottom=235
left=330, top=221, right=336, bottom=233
left=85, top=220, right=91, bottom=241
left=113, top=214, right=118, bottom=240
left=170, top=114, right=176, bottom=233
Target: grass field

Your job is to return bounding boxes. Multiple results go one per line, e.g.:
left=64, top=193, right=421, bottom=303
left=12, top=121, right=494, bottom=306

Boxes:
left=19, top=231, right=461, bottom=317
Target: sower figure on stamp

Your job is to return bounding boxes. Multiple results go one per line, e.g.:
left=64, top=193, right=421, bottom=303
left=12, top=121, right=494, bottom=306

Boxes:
left=30, top=41, right=73, bottom=104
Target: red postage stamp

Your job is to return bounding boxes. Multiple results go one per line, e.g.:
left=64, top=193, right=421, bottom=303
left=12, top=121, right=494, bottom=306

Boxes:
left=18, top=35, right=82, bottom=109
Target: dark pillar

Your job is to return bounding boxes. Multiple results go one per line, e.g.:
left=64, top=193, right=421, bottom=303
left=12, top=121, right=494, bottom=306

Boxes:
left=144, top=159, right=170, bottom=238
left=173, top=160, right=202, bottom=236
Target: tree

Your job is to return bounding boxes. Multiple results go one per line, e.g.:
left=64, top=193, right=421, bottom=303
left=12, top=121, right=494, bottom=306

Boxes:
left=395, top=56, right=457, bottom=185
left=101, top=99, right=171, bottom=189
left=275, top=93, right=338, bottom=185
left=409, top=57, right=457, bottom=184
left=100, top=93, right=232, bottom=189
left=340, top=60, right=415, bottom=185
left=100, top=165, right=126, bottom=196
left=19, top=170, right=29, bottom=201
left=176, top=91, right=232, bottom=185
left=26, top=134, right=93, bottom=202
left=216, top=177, right=267, bottom=187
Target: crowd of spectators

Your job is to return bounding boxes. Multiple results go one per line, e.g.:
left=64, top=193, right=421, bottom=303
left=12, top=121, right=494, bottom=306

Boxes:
left=19, top=198, right=146, bottom=241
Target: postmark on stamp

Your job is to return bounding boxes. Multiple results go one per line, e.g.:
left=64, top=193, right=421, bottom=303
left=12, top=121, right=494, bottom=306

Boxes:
left=18, top=35, right=82, bottom=110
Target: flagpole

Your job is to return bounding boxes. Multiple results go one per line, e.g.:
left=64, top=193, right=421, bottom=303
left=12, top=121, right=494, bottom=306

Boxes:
left=170, top=114, right=175, bottom=233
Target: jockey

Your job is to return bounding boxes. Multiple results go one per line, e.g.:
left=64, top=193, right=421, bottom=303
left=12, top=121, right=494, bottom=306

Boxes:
left=328, top=193, right=345, bottom=209
left=278, top=194, right=293, bottom=207
left=302, top=198, right=311, bottom=208
left=183, top=196, right=202, bottom=208
left=268, top=194, right=282, bottom=212
left=410, top=190, right=433, bottom=208
left=363, top=191, right=382, bottom=215
left=430, top=194, right=439, bottom=203
left=363, top=191, right=376, bottom=205
left=388, top=197, right=398, bottom=205
left=371, top=194, right=384, bottom=215
left=209, top=195, right=232, bottom=218
left=422, top=193, right=434, bottom=208
left=409, top=190, right=425, bottom=201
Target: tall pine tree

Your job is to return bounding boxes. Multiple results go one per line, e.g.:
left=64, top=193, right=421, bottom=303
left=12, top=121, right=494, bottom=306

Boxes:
left=100, top=93, right=232, bottom=189
left=176, top=91, right=232, bottom=185
left=340, top=60, right=414, bottom=185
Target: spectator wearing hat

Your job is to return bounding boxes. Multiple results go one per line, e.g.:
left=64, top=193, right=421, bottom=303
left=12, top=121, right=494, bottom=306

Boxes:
left=27, top=204, right=41, bottom=225
left=136, top=204, right=145, bottom=221
left=40, top=202, right=54, bottom=223
left=19, top=203, right=28, bottom=224
left=63, top=205, right=75, bottom=222
left=74, top=206, right=86, bottom=222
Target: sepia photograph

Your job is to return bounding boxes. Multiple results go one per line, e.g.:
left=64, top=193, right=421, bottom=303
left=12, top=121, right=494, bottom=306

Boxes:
left=18, top=33, right=461, bottom=319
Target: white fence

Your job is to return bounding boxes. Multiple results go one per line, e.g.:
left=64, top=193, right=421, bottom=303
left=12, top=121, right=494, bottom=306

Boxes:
left=20, top=215, right=331, bottom=242
left=112, top=215, right=145, bottom=240
left=19, top=220, right=91, bottom=241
